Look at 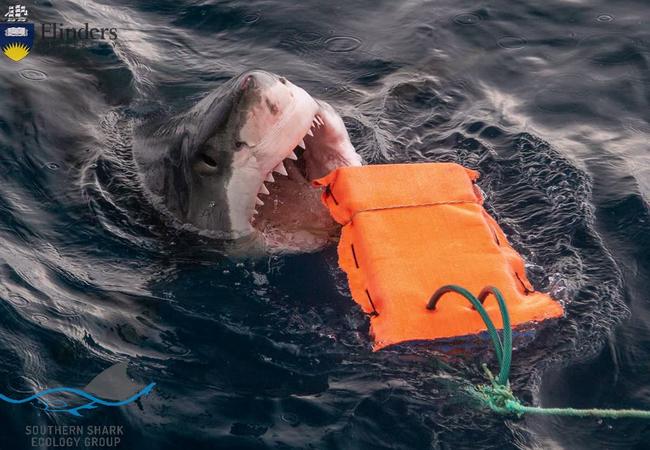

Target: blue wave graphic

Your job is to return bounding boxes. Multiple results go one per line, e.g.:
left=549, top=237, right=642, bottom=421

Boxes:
left=0, top=383, right=156, bottom=416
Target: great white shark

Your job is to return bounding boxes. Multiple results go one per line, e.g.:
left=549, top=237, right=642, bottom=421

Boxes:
left=133, top=70, right=362, bottom=253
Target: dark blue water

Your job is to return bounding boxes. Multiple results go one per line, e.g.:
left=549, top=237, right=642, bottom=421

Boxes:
left=0, top=0, right=649, bottom=448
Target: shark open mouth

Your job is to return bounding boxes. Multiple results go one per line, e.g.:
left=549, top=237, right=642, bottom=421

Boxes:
left=132, top=70, right=359, bottom=253
left=249, top=105, right=360, bottom=251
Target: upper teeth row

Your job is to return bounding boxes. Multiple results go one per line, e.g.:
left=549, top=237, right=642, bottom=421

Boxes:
left=252, top=114, right=323, bottom=215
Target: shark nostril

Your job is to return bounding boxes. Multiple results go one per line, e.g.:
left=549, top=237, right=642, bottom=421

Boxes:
left=265, top=98, right=279, bottom=115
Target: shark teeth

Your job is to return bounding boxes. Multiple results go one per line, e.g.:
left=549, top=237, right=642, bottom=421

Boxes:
left=273, top=162, right=288, bottom=176
left=286, top=150, right=298, bottom=161
left=252, top=113, right=329, bottom=223
left=312, top=114, right=325, bottom=128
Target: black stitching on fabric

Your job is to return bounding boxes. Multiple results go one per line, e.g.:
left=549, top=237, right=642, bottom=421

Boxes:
left=492, top=228, right=500, bottom=245
left=515, top=272, right=532, bottom=294
left=325, top=185, right=339, bottom=205
left=351, top=244, right=359, bottom=268
left=365, top=289, right=379, bottom=316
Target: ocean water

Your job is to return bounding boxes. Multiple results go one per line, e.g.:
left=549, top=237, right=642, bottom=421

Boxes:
left=0, top=0, right=649, bottom=448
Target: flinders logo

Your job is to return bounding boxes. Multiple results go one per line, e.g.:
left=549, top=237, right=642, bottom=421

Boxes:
left=1, top=4, right=119, bottom=62
left=1, top=4, right=33, bottom=61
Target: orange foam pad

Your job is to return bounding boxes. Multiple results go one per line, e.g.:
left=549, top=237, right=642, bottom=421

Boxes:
left=313, top=163, right=564, bottom=350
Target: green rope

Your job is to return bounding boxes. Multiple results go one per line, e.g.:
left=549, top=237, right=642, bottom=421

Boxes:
left=427, top=285, right=511, bottom=385
left=429, top=285, right=650, bottom=420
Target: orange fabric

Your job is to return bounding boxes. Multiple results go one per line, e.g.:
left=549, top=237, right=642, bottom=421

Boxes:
left=313, top=163, right=564, bottom=350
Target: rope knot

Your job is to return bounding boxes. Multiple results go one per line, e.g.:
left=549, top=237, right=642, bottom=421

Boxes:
left=466, top=363, right=524, bottom=417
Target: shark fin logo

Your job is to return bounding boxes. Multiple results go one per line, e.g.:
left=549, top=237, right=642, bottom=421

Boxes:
left=0, top=363, right=156, bottom=416
left=1, top=5, right=34, bottom=62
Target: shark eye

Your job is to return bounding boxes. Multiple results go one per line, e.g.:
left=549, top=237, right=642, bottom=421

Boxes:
left=200, top=153, right=218, bottom=168
left=235, top=141, right=246, bottom=149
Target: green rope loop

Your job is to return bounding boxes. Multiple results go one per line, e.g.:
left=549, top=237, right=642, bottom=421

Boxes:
left=427, top=285, right=511, bottom=385
left=429, top=284, right=650, bottom=420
